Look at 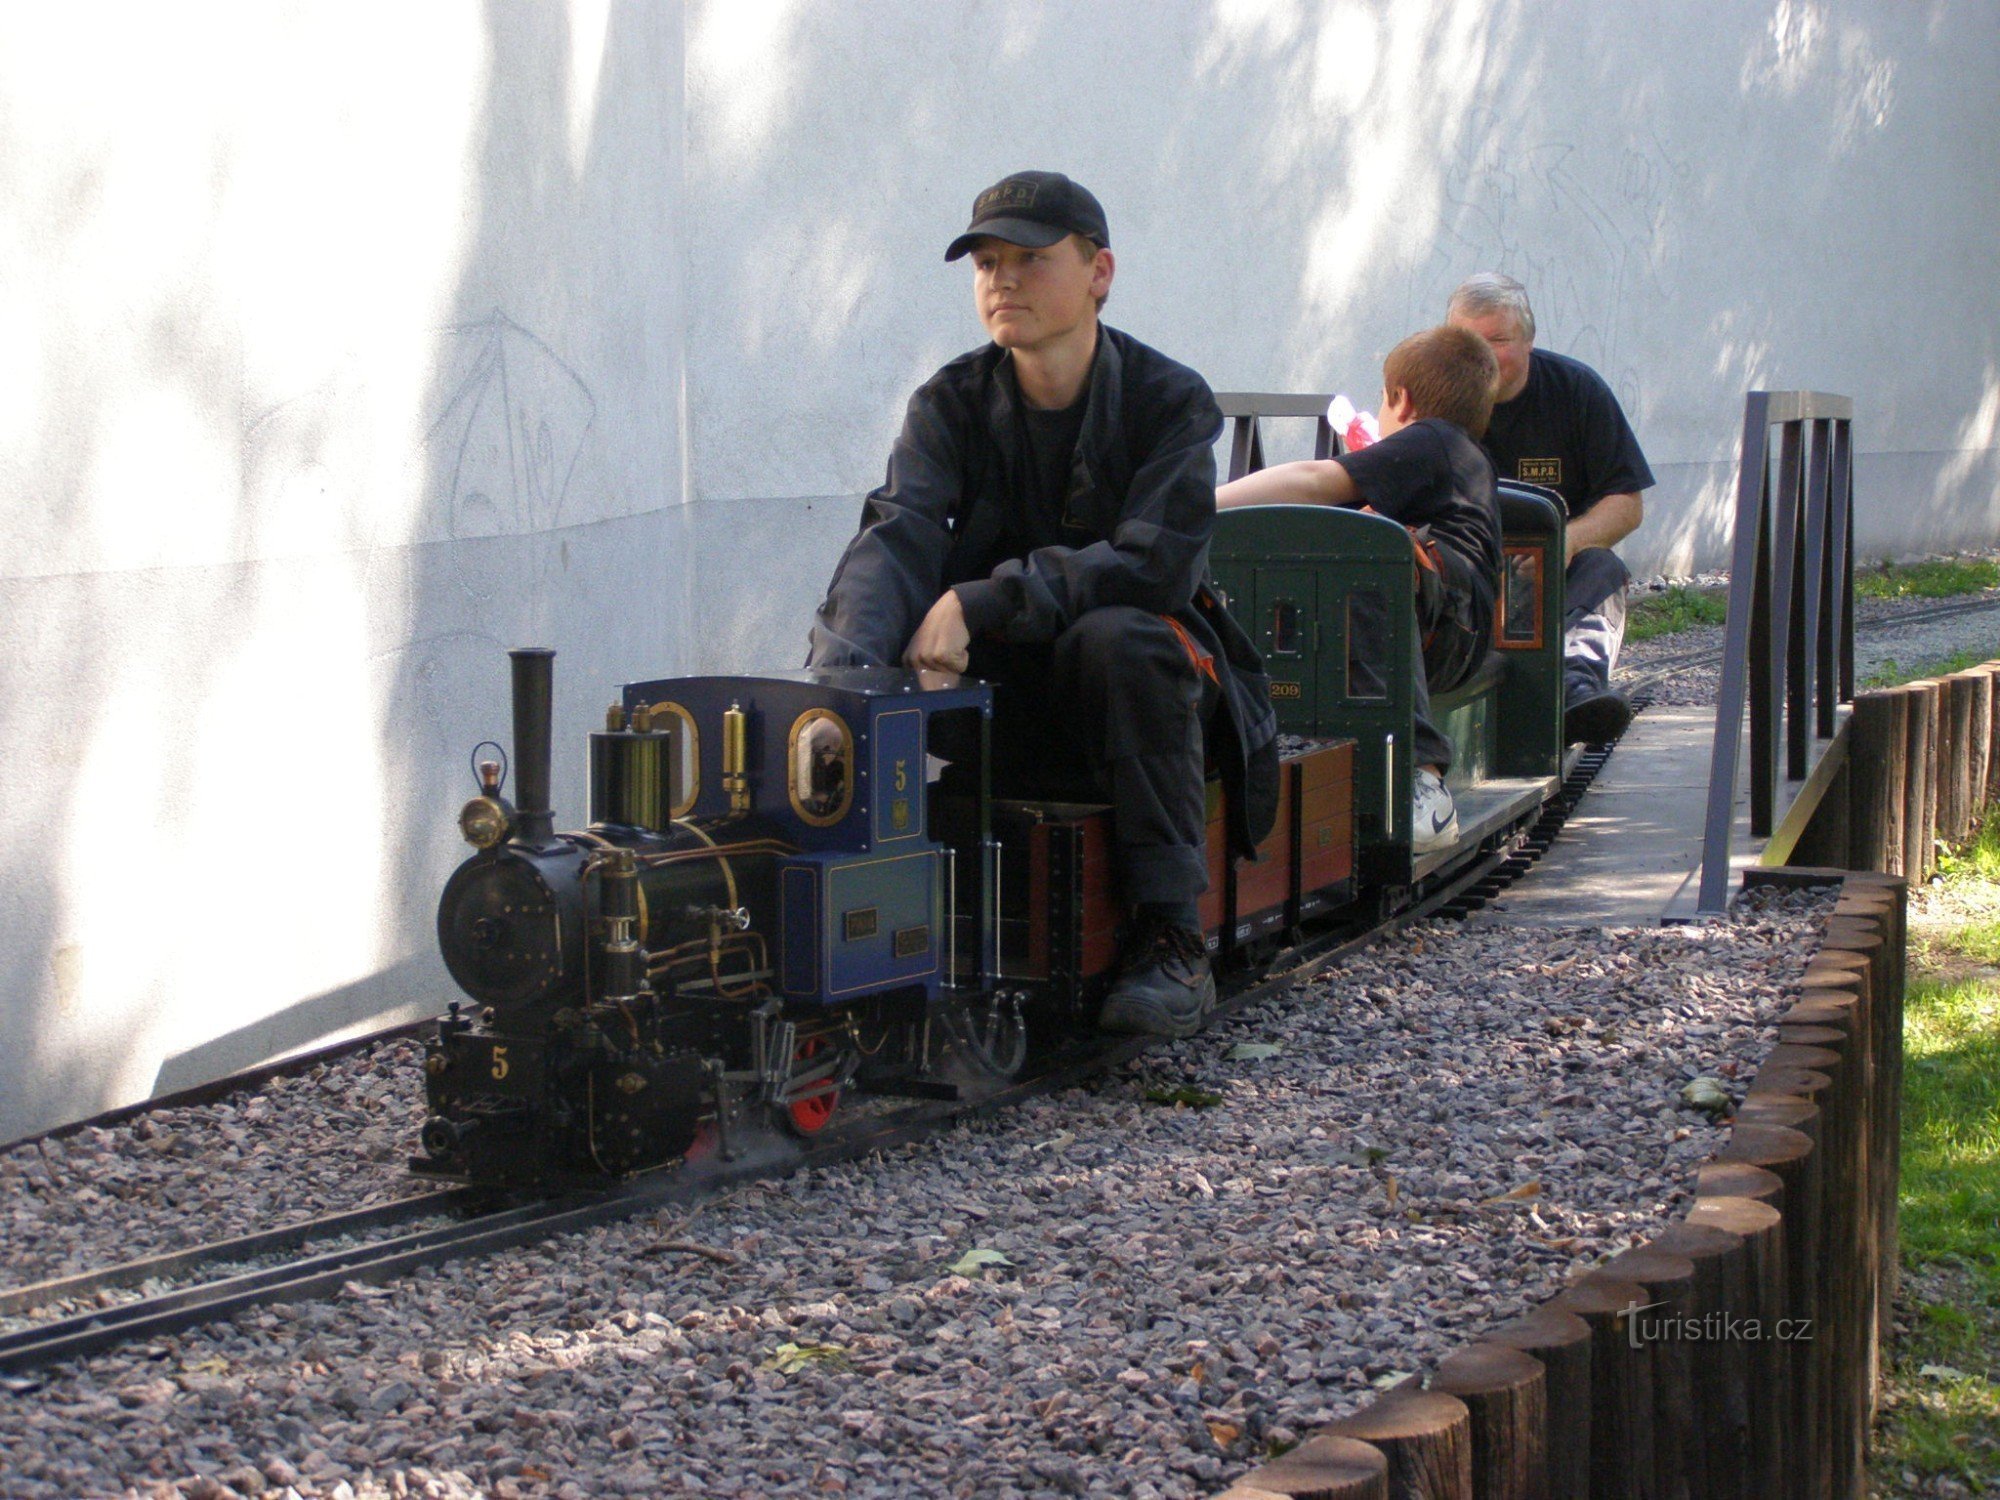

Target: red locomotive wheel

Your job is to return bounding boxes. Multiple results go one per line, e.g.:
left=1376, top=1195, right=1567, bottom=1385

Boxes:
left=784, top=1036, right=840, bottom=1135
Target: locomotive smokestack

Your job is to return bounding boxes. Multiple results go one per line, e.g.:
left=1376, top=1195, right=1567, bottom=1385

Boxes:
left=510, top=647, right=556, bottom=844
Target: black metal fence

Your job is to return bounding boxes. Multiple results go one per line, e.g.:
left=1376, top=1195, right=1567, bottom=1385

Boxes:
left=1697, top=391, right=1856, bottom=914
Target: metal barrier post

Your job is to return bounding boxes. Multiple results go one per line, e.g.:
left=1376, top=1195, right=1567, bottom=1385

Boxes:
left=1697, top=392, right=1856, bottom=915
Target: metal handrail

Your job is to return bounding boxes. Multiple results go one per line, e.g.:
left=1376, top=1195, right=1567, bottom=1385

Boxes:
left=1214, top=392, right=1341, bottom=481
left=1696, top=391, right=1856, bottom=914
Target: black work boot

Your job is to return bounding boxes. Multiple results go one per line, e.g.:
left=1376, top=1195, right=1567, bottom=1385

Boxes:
left=1097, top=911, right=1216, bottom=1039
left=1564, top=671, right=1634, bottom=745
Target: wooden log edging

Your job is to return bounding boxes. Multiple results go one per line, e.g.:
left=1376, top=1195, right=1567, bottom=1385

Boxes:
left=1215, top=871, right=1905, bottom=1500
left=1844, top=664, right=1997, bottom=878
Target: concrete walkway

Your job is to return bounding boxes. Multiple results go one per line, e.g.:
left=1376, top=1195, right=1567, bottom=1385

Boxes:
left=1466, top=705, right=1751, bottom=928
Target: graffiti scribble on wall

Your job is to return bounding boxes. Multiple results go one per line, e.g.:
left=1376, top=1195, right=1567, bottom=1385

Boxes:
left=428, top=312, right=597, bottom=541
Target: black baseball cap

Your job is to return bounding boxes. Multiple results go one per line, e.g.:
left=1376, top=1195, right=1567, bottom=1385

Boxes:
left=944, top=171, right=1110, bottom=262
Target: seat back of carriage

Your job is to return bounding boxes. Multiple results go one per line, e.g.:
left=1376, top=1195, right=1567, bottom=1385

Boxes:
left=1210, top=482, right=1566, bottom=877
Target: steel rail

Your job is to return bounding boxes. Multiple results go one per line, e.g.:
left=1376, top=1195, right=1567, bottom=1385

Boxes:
left=1624, top=593, right=2000, bottom=684
left=0, top=1189, right=491, bottom=1324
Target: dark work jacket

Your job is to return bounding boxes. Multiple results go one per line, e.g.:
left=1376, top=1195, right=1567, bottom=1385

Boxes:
left=807, top=325, right=1280, bottom=855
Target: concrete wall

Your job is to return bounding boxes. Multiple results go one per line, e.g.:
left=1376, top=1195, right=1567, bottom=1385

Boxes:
left=6, top=0, right=1997, bottom=1140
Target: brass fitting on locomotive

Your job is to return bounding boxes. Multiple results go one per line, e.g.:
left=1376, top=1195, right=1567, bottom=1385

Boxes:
left=722, top=700, right=751, bottom=814
left=597, top=847, right=649, bottom=1005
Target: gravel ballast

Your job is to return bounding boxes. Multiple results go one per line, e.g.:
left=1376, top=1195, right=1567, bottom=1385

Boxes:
left=0, top=887, right=1829, bottom=1500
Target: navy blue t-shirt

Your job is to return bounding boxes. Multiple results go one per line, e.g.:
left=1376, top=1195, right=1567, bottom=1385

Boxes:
left=1336, top=417, right=1501, bottom=603
left=1483, top=348, right=1654, bottom=519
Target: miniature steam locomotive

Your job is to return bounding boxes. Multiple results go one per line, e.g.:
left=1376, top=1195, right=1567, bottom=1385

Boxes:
left=416, top=487, right=1572, bottom=1190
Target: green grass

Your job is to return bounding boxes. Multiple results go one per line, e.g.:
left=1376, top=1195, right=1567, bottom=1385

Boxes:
left=1625, top=585, right=1728, bottom=642
left=1856, top=558, right=2000, bottom=600
left=1872, top=816, right=2000, bottom=1493
left=1861, top=648, right=1992, bottom=691
left=1625, top=559, right=1997, bottom=647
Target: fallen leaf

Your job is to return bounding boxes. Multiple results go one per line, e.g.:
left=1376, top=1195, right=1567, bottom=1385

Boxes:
left=1481, top=1180, right=1544, bottom=1206
left=1382, top=1173, right=1400, bottom=1209
left=1144, top=1085, right=1224, bottom=1109
left=1227, top=1042, right=1284, bottom=1061
left=1205, top=1418, right=1242, bottom=1448
left=1680, top=1077, right=1731, bottom=1116
left=949, top=1248, right=1014, bottom=1276
left=765, top=1341, right=852, bottom=1375
left=1371, top=1369, right=1414, bottom=1389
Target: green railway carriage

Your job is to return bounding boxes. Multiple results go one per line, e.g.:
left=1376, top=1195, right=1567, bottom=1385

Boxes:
left=1210, top=482, right=1570, bottom=887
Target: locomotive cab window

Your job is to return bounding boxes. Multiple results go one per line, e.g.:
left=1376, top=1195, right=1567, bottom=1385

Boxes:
left=652, top=702, right=700, bottom=817
left=1498, top=546, right=1546, bottom=649
left=788, top=709, right=855, bottom=826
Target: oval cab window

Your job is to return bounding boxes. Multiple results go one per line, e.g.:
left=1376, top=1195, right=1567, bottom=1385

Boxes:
left=788, top=709, right=854, bottom=826
left=651, top=702, right=701, bottom=818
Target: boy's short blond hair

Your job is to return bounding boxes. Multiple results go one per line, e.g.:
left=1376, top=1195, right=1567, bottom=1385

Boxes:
left=1383, top=325, right=1500, bottom=439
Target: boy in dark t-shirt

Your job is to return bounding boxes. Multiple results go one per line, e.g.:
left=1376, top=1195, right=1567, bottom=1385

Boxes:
left=1216, top=325, right=1500, bottom=851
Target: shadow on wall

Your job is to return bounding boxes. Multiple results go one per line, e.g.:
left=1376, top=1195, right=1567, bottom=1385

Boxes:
left=3, top=2, right=691, bottom=1140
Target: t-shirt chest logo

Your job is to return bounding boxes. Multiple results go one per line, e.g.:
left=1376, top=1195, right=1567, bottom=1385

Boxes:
left=1517, top=457, right=1562, bottom=487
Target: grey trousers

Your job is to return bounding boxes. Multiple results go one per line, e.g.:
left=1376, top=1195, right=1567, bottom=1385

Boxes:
left=1564, top=547, right=1631, bottom=703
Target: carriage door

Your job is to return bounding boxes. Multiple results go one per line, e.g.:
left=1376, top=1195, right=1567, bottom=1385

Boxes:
left=1251, top=566, right=1318, bottom=732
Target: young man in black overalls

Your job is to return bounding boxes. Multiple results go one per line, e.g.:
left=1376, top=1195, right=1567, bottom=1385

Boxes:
left=807, top=171, right=1278, bottom=1039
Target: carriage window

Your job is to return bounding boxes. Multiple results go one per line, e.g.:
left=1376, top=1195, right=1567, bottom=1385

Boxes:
left=1270, top=598, right=1301, bottom=656
left=1344, top=587, right=1390, bottom=701
left=1499, top=546, right=1545, bottom=648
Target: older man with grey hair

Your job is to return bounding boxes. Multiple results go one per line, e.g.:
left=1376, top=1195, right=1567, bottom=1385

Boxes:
left=1447, top=272, right=1653, bottom=744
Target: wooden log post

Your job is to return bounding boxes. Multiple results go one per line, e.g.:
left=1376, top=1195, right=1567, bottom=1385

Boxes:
left=1935, top=672, right=1965, bottom=843
left=1229, top=1433, right=1390, bottom=1500
left=1649, top=1221, right=1754, bottom=1500
left=1826, top=895, right=1907, bottom=1419
left=1429, top=1344, right=1548, bottom=1500
left=1547, top=1277, right=1652, bottom=1500
left=1685, top=1197, right=1788, bottom=1500
left=1488, top=1308, right=1592, bottom=1500
left=1844, top=689, right=1905, bottom=874
left=1593, top=1249, right=1699, bottom=1500
left=1717, top=1123, right=1819, bottom=1500
left=1903, top=680, right=1939, bottom=880
left=1822, top=913, right=1899, bottom=1357
left=1759, top=1051, right=1869, bottom=1497
left=1986, top=660, right=2000, bottom=806
left=1944, top=671, right=1983, bottom=842
left=1735, top=1085, right=1840, bottom=1497
left=1972, top=667, right=1996, bottom=824
left=1692, top=1160, right=1785, bottom=1211
left=1321, top=1390, right=1474, bottom=1499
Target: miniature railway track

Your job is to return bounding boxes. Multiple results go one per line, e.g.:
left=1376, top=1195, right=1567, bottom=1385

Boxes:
left=1627, top=592, right=2000, bottom=682
left=0, top=736, right=1622, bottom=1385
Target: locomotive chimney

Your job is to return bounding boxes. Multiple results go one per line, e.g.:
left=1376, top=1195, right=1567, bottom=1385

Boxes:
left=510, top=647, right=557, bottom=844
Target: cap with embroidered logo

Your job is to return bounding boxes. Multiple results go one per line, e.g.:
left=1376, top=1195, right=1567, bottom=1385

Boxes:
left=944, top=171, right=1110, bottom=262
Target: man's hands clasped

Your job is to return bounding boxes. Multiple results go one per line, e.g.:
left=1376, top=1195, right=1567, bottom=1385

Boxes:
left=903, top=590, right=972, bottom=675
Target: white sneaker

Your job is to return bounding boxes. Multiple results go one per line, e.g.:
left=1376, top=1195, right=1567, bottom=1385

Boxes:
left=1412, top=768, right=1459, bottom=853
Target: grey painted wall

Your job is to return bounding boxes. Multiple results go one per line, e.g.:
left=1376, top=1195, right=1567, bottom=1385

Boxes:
left=1, top=5, right=693, bottom=1141
left=6, top=0, right=1996, bottom=1140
